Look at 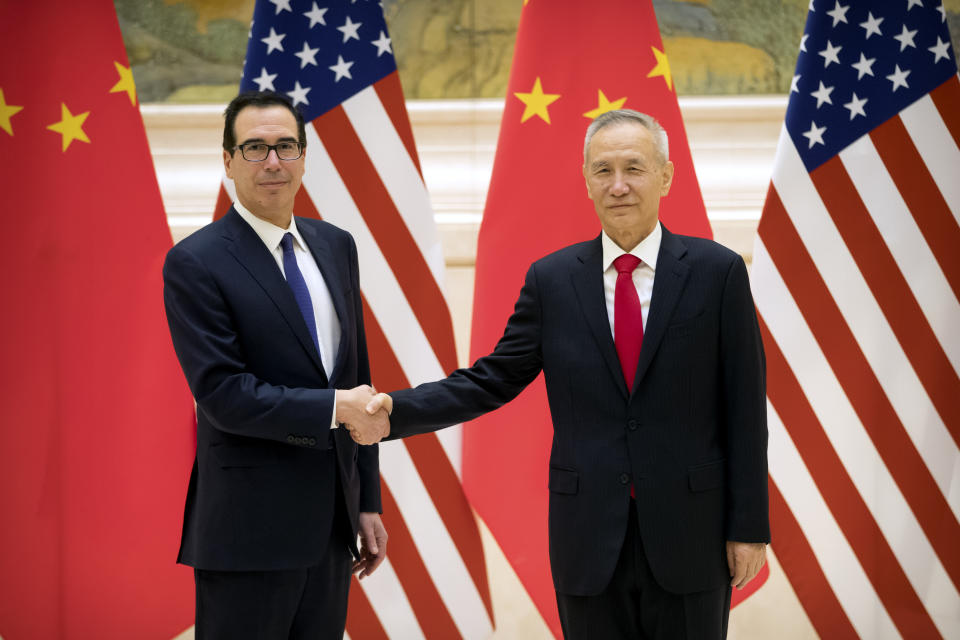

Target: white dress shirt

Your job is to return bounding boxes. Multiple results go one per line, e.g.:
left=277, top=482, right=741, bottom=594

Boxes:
left=601, top=221, right=661, bottom=338
left=235, top=202, right=341, bottom=427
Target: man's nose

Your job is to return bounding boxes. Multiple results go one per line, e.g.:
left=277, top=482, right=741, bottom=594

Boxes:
left=610, top=172, right=629, bottom=195
left=263, top=148, right=282, bottom=167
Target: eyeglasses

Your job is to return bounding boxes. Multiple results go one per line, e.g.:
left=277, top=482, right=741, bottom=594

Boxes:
left=233, top=141, right=304, bottom=162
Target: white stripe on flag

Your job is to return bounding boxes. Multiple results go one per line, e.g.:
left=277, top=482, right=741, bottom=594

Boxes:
left=773, top=130, right=960, bottom=517
left=357, top=559, right=427, bottom=640
left=342, top=86, right=446, bottom=286
left=900, top=94, right=960, bottom=225
left=752, top=238, right=960, bottom=636
left=840, top=132, right=960, bottom=377
left=764, top=397, right=899, bottom=640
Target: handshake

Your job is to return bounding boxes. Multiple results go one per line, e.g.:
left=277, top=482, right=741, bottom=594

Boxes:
left=335, top=385, right=393, bottom=445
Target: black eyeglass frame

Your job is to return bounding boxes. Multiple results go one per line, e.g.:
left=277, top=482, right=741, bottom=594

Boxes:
left=232, top=141, right=305, bottom=162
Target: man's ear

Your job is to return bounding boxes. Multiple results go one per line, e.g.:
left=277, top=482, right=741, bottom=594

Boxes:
left=223, top=149, right=234, bottom=179
left=660, top=160, right=675, bottom=197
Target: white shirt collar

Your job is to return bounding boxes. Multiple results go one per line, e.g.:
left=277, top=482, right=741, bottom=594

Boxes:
left=601, top=221, right=662, bottom=272
left=234, top=201, right=307, bottom=253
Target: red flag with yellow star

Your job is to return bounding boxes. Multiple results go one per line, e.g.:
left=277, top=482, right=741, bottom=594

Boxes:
left=462, top=0, right=727, bottom=636
left=0, top=1, right=195, bottom=638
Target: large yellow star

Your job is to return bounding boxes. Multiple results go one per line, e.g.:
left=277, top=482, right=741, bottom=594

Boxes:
left=514, top=77, right=561, bottom=124
left=0, top=88, right=24, bottom=136
left=583, top=90, right=627, bottom=119
left=647, top=46, right=673, bottom=92
left=110, top=61, right=137, bottom=106
left=47, top=103, right=91, bottom=152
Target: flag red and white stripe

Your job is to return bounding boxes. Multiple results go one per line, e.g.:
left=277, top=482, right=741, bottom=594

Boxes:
left=217, top=2, right=494, bottom=637
left=753, top=1, right=960, bottom=636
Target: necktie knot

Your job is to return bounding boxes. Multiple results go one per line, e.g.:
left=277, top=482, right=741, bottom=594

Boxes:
left=280, top=232, right=295, bottom=253
left=614, top=254, right=641, bottom=275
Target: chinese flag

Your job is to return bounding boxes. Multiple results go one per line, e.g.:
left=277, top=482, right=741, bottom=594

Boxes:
left=0, top=1, right=195, bottom=638
left=461, top=0, right=761, bottom=636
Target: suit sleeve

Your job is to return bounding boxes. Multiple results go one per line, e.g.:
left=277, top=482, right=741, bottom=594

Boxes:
left=347, top=235, right=382, bottom=513
left=719, top=255, right=770, bottom=543
left=163, top=242, right=336, bottom=447
left=389, top=262, right=545, bottom=437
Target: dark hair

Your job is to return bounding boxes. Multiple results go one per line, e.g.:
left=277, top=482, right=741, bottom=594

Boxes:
left=222, top=91, right=307, bottom=152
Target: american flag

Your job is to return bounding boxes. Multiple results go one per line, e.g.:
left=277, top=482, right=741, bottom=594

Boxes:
left=216, top=1, right=495, bottom=638
left=751, top=0, right=959, bottom=638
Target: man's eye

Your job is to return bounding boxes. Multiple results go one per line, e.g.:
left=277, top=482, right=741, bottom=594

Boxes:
left=278, top=142, right=297, bottom=152
left=245, top=144, right=267, bottom=153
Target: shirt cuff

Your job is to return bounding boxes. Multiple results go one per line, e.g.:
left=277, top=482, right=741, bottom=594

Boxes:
left=330, top=398, right=338, bottom=429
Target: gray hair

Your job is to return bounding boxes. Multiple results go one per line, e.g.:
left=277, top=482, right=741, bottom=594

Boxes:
left=583, top=109, right=669, bottom=165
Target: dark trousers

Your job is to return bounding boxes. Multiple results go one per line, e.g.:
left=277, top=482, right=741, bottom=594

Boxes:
left=195, top=450, right=355, bottom=640
left=556, top=500, right=731, bottom=640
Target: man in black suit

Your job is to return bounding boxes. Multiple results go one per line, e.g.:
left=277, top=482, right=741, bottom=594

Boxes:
left=163, top=92, right=390, bottom=639
left=351, top=109, right=769, bottom=639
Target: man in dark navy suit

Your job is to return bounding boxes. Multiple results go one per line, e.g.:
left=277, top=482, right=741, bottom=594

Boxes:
left=356, top=109, right=769, bottom=639
left=163, top=92, right=389, bottom=639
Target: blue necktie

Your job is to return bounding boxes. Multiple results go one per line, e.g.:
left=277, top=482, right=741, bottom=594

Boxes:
left=280, top=232, right=319, bottom=355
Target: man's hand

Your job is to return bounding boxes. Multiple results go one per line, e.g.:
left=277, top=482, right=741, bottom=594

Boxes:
left=365, top=392, right=393, bottom=416
left=336, top=385, right=389, bottom=445
left=726, top=541, right=766, bottom=589
left=353, top=512, right=388, bottom=579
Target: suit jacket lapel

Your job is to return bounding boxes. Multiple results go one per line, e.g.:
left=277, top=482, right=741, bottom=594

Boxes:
left=633, top=226, right=689, bottom=391
left=222, top=208, right=328, bottom=382
left=297, top=219, right=349, bottom=385
left=571, top=236, right=630, bottom=399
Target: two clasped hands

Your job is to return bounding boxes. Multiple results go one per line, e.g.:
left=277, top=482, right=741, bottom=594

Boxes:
left=334, top=385, right=394, bottom=445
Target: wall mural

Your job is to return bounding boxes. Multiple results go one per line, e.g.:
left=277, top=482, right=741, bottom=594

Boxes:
left=116, top=0, right=960, bottom=102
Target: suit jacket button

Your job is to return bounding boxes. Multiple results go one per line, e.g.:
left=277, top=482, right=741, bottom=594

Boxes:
left=308, top=437, right=317, bottom=446
left=287, top=435, right=295, bottom=443
left=627, top=419, right=638, bottom=431
left=619, top=473, right=630, bottom=484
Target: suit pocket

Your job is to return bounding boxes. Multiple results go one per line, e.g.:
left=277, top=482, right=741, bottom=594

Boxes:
left=666, top=309, right=706, bottom=339
left=688, top=459, right=724, bottom=492
left=549, top=466, right=579, bottom=495
left=210, top=442, right=279, bottom=468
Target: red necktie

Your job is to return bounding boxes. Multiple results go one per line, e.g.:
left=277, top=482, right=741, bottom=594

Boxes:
left=614, top=254, right=643, bottom=391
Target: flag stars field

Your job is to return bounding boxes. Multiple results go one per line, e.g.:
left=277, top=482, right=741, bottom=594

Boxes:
left=0, top=88, right=23, bottom=136
left=514, top=76, right=560, bottom=124
left=47, top=103, right=90, bottom=152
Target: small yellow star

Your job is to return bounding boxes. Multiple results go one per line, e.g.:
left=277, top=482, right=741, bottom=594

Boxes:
left=583, top=90, right=628, bottom=119
left=47, top=103, right=91, bottom=152
left=514, top=77, right=561, bottom=124
left=110, top=61, right=137, bottom=106
left=0, top=89, right=24, bottom=136
left=647, top=46, right=673, bottom=92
